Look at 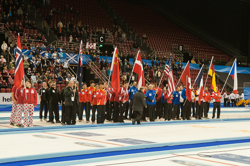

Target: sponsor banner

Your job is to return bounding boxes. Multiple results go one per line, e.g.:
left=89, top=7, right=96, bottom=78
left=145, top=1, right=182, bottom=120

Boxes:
left=0, top=93, right=40, bottom=105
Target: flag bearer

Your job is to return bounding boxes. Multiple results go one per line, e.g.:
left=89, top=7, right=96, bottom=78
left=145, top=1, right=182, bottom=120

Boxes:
left=23, top=80, right=37, bottom=127
left=164, top=87, right=173, bottom=121
left=86, top=80, right=95, bottom=122
left=10, top=85, right=18, bottom=126
left=145, top=84, right=156, bottom=122
left=212, top=86, right=222, bottom=119
left=15, top=80, right=25, bottom=127
left=203, top=87, right=211, bottom=119
left=79, top=82, right=88, bottom=122
left=172, top=87, right=181, bottom=120
left=128, top=81, right=138, bottom=119
left=115, top=81, right=129, bottom=123
left=91, top=83, right=99, bottom=124
left=97, top=82, right=107, bottom=124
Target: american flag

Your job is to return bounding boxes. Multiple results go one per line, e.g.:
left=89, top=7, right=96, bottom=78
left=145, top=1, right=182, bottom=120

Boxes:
left=164, top=55, right=176, bottom=93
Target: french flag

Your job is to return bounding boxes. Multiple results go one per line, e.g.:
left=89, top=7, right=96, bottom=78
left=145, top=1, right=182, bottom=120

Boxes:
left=14, top=34, right=25, bottom=87
left=195, top=65, right=203, bottom=105
left=229, top=59, right=238, bottom=94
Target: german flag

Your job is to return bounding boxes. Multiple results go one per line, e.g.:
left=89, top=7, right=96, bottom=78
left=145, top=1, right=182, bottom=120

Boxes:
left=208, top=63, right=217, bottom=92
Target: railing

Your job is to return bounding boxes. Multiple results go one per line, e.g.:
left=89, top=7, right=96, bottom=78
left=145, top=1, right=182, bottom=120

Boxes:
left=243, top=82, right=250, bottom=88
left=85, top=56, right=108, bottom=83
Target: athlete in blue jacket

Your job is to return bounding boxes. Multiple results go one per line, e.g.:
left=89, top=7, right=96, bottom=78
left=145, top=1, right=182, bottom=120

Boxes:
left=172, top=87, right=181, bottom=120
left=128, top=82, right=138, bottom=119
left=145, top=84, right=157, bottom=121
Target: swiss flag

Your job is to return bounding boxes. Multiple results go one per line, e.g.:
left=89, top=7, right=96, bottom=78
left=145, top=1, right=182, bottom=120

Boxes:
left=133, top=50, right=145, bottom=89
left=180, top=62, right=192, bottom=101
left=110, top=47, right=120, bottom=95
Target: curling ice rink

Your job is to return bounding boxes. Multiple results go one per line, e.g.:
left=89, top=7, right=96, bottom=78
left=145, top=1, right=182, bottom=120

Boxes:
left=1, top=105, right=250, bottom=166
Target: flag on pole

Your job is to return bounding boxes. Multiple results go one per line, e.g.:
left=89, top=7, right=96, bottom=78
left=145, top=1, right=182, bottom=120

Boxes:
left=164, top=55, right=176, bottom=94
left=76, top=40, right=83, bottom=92
left=229, top=59, right=238, bottom=94
left=133, top=51, right=145, bottom=89
left=195, top=66, right=203, bottom=105
left=14, top=34, right=25, bottom=87
left=208, top=63, right=217, bottom=92
left=180, top=63, right=191, bottom=101
left=111, top=47, right=120, bottom=95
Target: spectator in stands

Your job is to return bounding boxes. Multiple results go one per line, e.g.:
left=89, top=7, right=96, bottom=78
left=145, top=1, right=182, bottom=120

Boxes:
left=52, top=51, right=57, bottom=60
left=2, top=66, right=9, bottom=82
left=23, top=59, right=30, bottom=73
left=62, top=69, right=67, bottom=79
left=57, top=73, right=63, bottom=84
left=191, top=58, right=196, bottom=64
left=9, top=67, right=14, bottom=77
left=101, top=67, right=107, bottom=77
left=42, top=57, right=49, bottom=71
left=57, top=20, right=63, bottom=28
left=31, top=73, right=37, bottom=85
left=154, top=69, right=161, bottom=83
left=1, top=41, right=8, bottom=52
left=63, top=59, right=69, bottom=71
left=49, top=44, right=55, bottom=53
left=17, top=7, right=23, bottom=18
left=66, top=74, right=71, bottom=82
left=26, top=68, right=32, bottom=79
left=178, top=61, right=183, bottom=71
left=58, top=46, right=63, bottom=52
left=133, top=42, right=139, bottom=49
left=0, top=55, right=6, bottom=71
left=7, top=75, right=13, bottom=88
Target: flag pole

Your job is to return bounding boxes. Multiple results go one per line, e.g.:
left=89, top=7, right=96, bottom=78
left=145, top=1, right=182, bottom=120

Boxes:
left=220, top=58, right=236, bottom=93
left=204, top=56, right=214, bottom=89
left=176, top=61, right=189, bottom=87
left=128, top=50, right=139, bottom=84
left=192, top=64, right=204, bottom=87
left=74, top=41, right=82, bottom=97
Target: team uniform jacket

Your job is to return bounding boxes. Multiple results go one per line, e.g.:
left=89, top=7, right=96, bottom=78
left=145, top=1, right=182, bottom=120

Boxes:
left=79, top=89, right=88, bottom=103
left=22, top=87, right=37, bottom=105
left=97, top=89, right=106, bottom=105
left=212, top=92, right=222, bottom=102
left=154, top=87, right=163, bottom=102
left=116, top=87, right=129, bottom=102
left=15, top=86, right=25, bottom=104
left=129, top=86, right=138, bottom=100
left=204, top=91, right=211, bottom=102
left=107, top=87, right=116, bottom=102
left=164, top=91, right=173, bottom=104
left=12, top=86, right=17, bottom=101
left=172, top=91, right=180, bottom=105
left=92, top=89, right=99, bottom=105
left=87, top=87, right=95, bottom=103
left=145, top=89, right=156, bottom=105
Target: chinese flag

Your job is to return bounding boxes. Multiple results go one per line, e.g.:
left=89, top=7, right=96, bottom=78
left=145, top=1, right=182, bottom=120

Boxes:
left=111, top=48, right=120, bottom=95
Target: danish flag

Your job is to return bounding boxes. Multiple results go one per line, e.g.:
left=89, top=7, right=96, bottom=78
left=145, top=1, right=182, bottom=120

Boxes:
left=14, top=34, right=24, bottom=87
left=133, top=50, right=145, bottom=89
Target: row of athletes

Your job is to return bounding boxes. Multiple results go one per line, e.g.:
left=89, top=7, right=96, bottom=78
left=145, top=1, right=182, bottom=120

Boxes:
left=10, top=79, right=223, bottom=127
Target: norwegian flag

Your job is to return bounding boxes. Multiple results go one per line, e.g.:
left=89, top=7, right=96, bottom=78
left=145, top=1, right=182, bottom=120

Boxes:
left=132, top=50, right=145, bottom=89
left=164, top=55, right=176, bottom=94
left=14, top=34, right=24, bottom=87
left=77, top=40, right=83, bottom=92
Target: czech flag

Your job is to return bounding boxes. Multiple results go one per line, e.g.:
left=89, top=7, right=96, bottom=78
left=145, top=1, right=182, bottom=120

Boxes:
left=229, top=59, right=238, bottom=94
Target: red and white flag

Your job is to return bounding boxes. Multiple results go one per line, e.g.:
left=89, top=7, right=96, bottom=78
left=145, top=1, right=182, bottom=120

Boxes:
left=133, top=50, right=145, bottom=89
left=110, top=47, right=120, bottom=95
left=14, top=34, right=24, bottom=87
left=180, top=62, right=192, bottom=101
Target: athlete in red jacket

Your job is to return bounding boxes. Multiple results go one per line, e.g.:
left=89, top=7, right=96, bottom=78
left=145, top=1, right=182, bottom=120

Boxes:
left=97, top=82, right=107, bottom=124
left=91, top=83, right=99, bottom=123
left=154, top=86, right=163, bottom=120
left=203, top=87, right=211, bottom=119
left=212, top=86, right=222, bottom=119
left=15, top=80, right=25, bottom=127
left=10, top=85, right=17, bottom=125
left=79, top=82, right=88, bottom=122
left=86, top=80, right=95, bottom=122
left=164, top=89, right=173, bottom=121
left=23, top=80, right=37, bottom=127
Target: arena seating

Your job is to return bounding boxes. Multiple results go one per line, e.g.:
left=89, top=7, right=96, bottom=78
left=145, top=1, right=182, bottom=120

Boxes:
left=107, top=0, right=230, bottom=62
